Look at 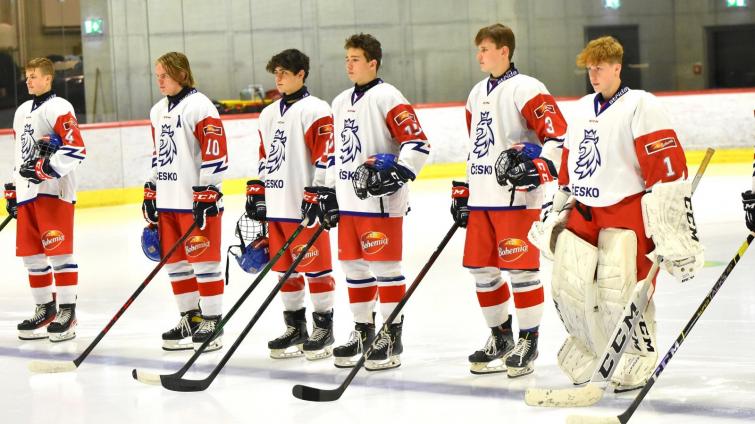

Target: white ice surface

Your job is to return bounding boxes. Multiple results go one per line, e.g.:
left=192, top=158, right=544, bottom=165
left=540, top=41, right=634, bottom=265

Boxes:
left=1, top=167, right=754, bottom=424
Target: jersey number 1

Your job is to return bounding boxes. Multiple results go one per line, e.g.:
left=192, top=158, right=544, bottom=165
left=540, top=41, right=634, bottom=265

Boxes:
left=663, top=156, right=675, bottom=177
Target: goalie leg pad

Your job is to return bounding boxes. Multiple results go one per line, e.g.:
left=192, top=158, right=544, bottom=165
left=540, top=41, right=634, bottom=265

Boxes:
left=596, top=229, right=638, bottom=339
left=552, top=229, right=605, bottom=384
left=612, top=300, right=658, bottom=391
left=557, top=336, right=598, bottom=385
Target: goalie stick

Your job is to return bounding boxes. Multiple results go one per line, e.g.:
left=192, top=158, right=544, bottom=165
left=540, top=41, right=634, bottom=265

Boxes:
left=132, top=222, right=305, bottom=385
left=28, top=223, right=197, bottom=373
left=292, top=223, right=459, bottom=402
left=137, top=224, right=324, bottom=391
left=567, top=232, right=754, bottom=424
left=525, top=147, right=714, bottom=408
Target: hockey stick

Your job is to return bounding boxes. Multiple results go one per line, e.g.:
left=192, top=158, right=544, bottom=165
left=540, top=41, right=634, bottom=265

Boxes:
left=28, top=222, right=198, bottom=373
left=567, top=231, right=755, bottom=424
left=132, top=221, right=305, bottom=384
left=153, top=225, right=325, bottom=391
left=0, top=215, right=12, bottom=232
left=292, top=222, right=460, bottom=402
left=525, top=147, right=715, bottom=407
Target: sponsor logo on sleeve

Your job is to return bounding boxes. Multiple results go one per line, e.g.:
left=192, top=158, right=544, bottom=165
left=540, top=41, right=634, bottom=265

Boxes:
left=498, top=238, right=529, bottom=262
left=318, top=124, right=334, bottom=135
left=42, top=230, right=66, bottom=251
left=292, top=244, right=319, bottom=267
left=644, top=137, right=677, bottom=155
left=361, top=231, right=389, bottom=255
left=202, top=124, right=224, bottom=136
left=393, top=110, right=415, bottom=126
left=533, top=102, right=556, bottom=119
left=185, top=236, right=211, bottom=257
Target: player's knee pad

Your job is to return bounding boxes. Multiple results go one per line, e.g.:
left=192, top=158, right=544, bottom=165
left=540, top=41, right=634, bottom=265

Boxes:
left=469, top=266, right=501, bottom=286
left=22, top=254, right=49, bottom=271
left=165, top=261, right=194, bottom=281
left=192, top=261, right=222, bottom=283
left=368, top=260, right=402, bottom=278
left=340, top=259, right=372, bottom=280
left=47, top=254, right=76, bottom=269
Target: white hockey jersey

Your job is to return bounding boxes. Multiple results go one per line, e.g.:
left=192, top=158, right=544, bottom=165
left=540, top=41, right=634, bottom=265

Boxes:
left=149, top=88, right=228, bottom=211
left=257, top=89, right=334, bottom=222
left=465, top=66, right=566, bottom=210
left=329, top=79, right=430, bottom=217
left=11, top=92, right=86, bottom=204
left=560, top=87, right=687, bottom=207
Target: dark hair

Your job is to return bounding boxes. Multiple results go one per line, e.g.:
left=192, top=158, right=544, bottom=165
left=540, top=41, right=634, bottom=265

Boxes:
left=266, top=49, right=310, bottom=81
left=344, top=33, right=382, bottom=71
left=475, top=24, right=515, bottom=60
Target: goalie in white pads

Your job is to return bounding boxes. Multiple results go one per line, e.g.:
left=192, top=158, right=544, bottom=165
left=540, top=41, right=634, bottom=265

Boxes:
left=529, top=36, right=704, bottom=392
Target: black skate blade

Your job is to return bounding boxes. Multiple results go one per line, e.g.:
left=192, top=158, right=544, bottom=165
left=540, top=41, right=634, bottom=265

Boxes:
left=160, top=375, right=212, bottom=392
left=292, top=384, right=343, bottom=402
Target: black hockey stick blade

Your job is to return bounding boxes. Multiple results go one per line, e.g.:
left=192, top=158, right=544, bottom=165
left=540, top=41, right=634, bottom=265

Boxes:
left=292, top=382, right=345, bottom=402
left=159, top=375, right=212, bottom=392
left=158, top=226, right=325, bottom=392
left=292, top=223, right=459, bottom=402
left=29, top=223, right=197, bottom=374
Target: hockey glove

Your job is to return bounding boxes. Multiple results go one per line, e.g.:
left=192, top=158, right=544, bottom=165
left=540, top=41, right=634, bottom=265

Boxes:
left=301, top=187, right=321, bottom=228
left=743, top=190, right=755, bottom=232
left=192, top=185, right=222, bottom=231
left=317, top=187, right=339, bottom=230
left=450, top=181, right=470, bottom=228
left=4, top=183, right=17, bottom=219
left=19, top=158, right=58, bottom=184
left=502, top=157, right=557, bottom=190
left=367, top=163, right=415, bottom=198
left=245, top=179, right=266, bottom=221
left=142, top=182, right=158, bottom=225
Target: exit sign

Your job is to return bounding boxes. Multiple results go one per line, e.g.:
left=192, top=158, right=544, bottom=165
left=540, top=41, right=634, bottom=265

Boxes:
left=726, top=0, right=747, bottom=7
left=83, top=18, right=103, bottom=35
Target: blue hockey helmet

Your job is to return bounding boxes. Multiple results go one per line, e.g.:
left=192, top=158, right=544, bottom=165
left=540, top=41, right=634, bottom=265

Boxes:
left=230, top=214, right=269, bottom=274
left=141, top=225, right=161, bottom=262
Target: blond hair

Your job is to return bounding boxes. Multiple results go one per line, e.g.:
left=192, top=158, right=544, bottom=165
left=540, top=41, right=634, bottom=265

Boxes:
left=576, top=36, right=623, bottom=67
left=156, top=52, right=195, bottom=87
left=475, top=24, right=515, bottom=60
left=25, top=57, right=55, bottom=76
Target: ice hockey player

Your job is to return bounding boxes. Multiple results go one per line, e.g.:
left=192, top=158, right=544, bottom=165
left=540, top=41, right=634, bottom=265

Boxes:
left=6, top=57, right=86, bottom=342
left=528, top=36, right=704, bottom=391
left=743, top=145, right=755, bottom=233
left=246, top=48, right=337, bottom=360
left=451, top=24, right=567, bottom=377
left=324, top=33, right=430, bottom=371
left=143, top=52, right=228, bottom=352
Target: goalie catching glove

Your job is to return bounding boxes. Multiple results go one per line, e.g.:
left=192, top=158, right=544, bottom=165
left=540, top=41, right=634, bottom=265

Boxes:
left=641, top=179, right=704, bottom=283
